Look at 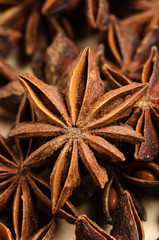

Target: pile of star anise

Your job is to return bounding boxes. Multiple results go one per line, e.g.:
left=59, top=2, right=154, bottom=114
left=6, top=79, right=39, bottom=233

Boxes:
left=0, top=0, right=159, bottom=239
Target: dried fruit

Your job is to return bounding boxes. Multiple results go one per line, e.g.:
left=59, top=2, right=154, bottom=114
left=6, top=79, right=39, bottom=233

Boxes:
left=9, top=47, right=146, bottom=214
left=0, top=97, right=51, bottom=239
left=95, top=15, right=159, bottom=82
left=101, top=46, right=159, bottom=160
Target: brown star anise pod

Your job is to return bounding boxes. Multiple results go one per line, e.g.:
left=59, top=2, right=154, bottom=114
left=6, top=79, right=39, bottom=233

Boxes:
left=32, top=32, right=78, bottom=91
left=123, top=0, right=159, bottom=35
left=30, top=219, right=56, bottom=240
left=9, top=47, right=147, bottom=215
left=0, top=58, right=23, bottom=114
left=110, top=190, right=144, bottom=240
left=95, top=15, right=159, bottom=83
left=68, top=191, right=144, bottom=240
left=0, top=97, right=51, bottom=239
left=102, top=46, right=159, bottom=161
left=86, top=0, right=109, bottom=31
left=101, top=165, right=146, bottom=223
left=0, top=0, right=73, bottom=58
left=0, top=219, right=56, bottom=240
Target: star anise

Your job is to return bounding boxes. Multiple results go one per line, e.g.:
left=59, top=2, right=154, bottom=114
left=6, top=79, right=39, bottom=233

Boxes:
left=0, top=97, right=51, bottom=239
left=0, top=0, right=73, bottom=58
left=64, top=191, right=144, bottom=240
left=123, top=0, right=159, bottom=35
left=102, top=46, right=159, bottom=161
left=95, top=15, right=159, bottom=83
left=30, top=219, right=56, bottom=240
left=110, top=191, right=144, bottom=240
left=100, top=164, right=146, bottom=223
left=0, top=58, right=23, bottom=114
left=0, top=220, right=56, bottom=240
left=32, top=32, right=78, bottom=91
left=9, top=47, right=147, bottom=215
left=86, top=0, right=109, bottom=31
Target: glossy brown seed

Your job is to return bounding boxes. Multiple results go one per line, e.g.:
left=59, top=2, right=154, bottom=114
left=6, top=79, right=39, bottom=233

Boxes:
left=108, top=187, right=118, bottom=213
left=133, top=169, right=158, bottom=181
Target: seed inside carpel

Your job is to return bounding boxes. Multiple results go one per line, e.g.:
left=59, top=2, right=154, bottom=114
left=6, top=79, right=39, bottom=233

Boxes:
left=108, top=187, right=119, bottom=212
left=133, top=169, right=158, bottom=181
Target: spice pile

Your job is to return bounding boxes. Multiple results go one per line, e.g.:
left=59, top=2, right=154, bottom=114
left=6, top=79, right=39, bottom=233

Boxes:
left=0, top=0, right=159, bottom=239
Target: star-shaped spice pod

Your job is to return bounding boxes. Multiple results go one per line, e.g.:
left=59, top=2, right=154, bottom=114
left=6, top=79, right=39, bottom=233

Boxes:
left=123, top=0, right=159, bottom=34
left=67, top=191, right=144, bottom=240
left=0, top=97, right=51, bottom=239
left=9, top=47, right=147, bottom=214
left=102, top=46, right=159, bottom=161
left=0, top=0, right=73, bottom=58
left=32, top=32, right=78, bottom=90
left=99, top=169, right=146, bottom=224
left=86, top=0, right=109, bottom=31
left=95, top=15, right=159, bottom=82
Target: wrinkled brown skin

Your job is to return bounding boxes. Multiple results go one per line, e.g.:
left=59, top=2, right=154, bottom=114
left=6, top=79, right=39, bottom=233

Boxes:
left=0, top=58, right=23, bottom=114
left=111, top=191, right=144, bottom=240
left=9, top=47, right=147, bottom=215
left=86, top=0, right=109, bottom=31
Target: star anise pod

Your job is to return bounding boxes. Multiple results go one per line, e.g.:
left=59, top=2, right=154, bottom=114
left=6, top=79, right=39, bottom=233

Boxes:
left=86, top=0, right=109, bottom=31
left=101, top=166, right=146, bottom=223
left=95, top=15, right=159, bottom=83
left=123, top=0, right=159, bottom=35
left=0, top=58, right=23, bottom=114
left=0, top=0, right=73, bottom=58
left=30, top=219, right=56, bottom=240
left=110, top=191, right=144, bottom=240
left=0, top=219, right=56, bottom=240
left=102, top=46, right=159, bottom=161
left=65, top=191, right=144, bottom=240
left=0, top=97, right=52, bottom=239
left=32, top=32, right=78, bottom=91
left=9, top=47, right=147, bottom=215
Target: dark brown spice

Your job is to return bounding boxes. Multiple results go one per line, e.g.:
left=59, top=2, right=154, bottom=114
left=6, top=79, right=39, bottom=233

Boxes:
left=9, top=47, right=147, bottom=215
